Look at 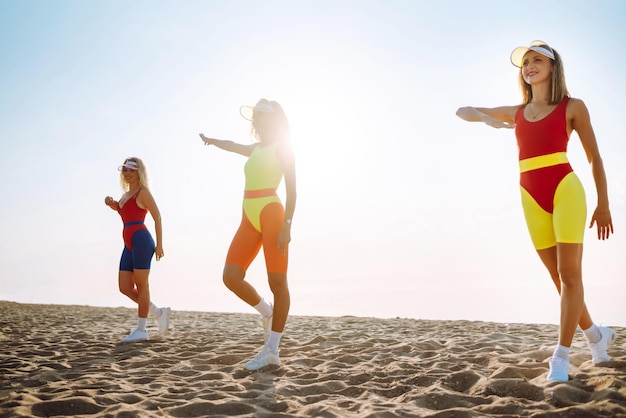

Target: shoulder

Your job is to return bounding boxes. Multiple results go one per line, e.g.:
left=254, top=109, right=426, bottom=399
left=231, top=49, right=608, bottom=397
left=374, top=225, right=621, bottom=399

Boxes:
left=565, top=97, right=590, bottom=118
left=137, top=188, right=155, bottom=203
left=276, top=140, right=294, bottom=157
left=566, top=97, right=585, bottom=107
left=275, top=141, right=295, bottom=168
left=246, top=143, right=259, bottom=155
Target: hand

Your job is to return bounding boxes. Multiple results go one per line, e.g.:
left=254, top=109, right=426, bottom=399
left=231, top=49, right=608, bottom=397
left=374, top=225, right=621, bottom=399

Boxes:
left=484, top=116, right=515, bottom=129
left=104, top=196, right=117, bottom=208
left=277, top=224, right=291, bottom=256
left=155, top=245, right=165, bottom=261
left=589, top=208, right=613, bottom=240
left=199, top=133, right=213, bottom=145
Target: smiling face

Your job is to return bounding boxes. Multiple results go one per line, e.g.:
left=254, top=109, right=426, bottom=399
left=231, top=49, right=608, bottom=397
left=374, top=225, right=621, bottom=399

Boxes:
left=516, top=44, right=569, bottom=105
left=121, top=166, right=139, bottom=185
left=521, top=51, right=553, bottom=85
left=118, top=157, right=148, bottom=191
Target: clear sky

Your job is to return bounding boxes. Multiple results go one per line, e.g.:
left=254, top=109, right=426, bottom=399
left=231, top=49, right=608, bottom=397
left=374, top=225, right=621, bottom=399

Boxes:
left=1, top=0, right=625, bottom=327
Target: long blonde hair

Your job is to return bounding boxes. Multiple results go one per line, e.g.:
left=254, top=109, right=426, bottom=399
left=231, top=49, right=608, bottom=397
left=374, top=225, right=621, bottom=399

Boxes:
left=518, top=44, right=570, bottom=105
left=119, top=157, right=149, bottom=191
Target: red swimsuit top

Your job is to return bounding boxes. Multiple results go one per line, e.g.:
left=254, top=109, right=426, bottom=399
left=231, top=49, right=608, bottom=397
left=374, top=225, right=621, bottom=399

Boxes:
left=118, top=190, right=147, bottom=250
left=515, top=97, right=570, bottom=160
left=514, top=97, right=572, bottom=214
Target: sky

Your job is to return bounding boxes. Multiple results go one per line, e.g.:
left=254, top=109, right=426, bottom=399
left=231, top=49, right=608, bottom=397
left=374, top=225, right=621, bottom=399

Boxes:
left=1, top=0, right=625, bottom=327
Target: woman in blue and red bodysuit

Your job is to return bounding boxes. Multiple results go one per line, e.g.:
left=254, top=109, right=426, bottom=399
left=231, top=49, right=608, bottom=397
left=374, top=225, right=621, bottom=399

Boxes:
left=456, top=41, right=615, bottom=382
left=105, top=157, right=170, bottom=343
left=199, top=99, right=296, bottom=371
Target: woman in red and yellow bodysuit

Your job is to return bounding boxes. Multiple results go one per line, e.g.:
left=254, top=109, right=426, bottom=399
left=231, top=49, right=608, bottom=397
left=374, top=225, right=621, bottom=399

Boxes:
left=105, top=157, right=170, bottom=343
left=456, top=41, right=614, bottom=382
left=199, top=99, right=296, bottom=370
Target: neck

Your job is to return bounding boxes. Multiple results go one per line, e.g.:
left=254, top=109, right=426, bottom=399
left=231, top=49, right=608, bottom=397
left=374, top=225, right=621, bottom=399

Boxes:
left=530, top=84, right=550, bottom=104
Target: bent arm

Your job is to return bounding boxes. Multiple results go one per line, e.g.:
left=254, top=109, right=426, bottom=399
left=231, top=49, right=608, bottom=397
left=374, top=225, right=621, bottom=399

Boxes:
left=199, top=133, right=255, bottom=156
left=456, top=105, right=518, bottom=129
left=138, top=189, right=165, bottom=257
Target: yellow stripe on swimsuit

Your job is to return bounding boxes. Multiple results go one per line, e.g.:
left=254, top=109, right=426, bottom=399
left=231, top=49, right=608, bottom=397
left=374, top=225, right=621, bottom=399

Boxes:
left=519, top=152, right=569, bottom=173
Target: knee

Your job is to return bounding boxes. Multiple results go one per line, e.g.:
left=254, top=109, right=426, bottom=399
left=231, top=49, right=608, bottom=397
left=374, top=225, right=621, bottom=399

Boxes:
left=118, top=280, right=132, bottom=296
left=268, top=273, right=288, bottom=293
left=223, top=265, right=245, bottom=289
left=558, top=264, right=582, bottom=287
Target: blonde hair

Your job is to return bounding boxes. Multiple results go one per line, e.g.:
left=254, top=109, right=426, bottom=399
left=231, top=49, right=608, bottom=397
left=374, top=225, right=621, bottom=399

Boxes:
left=251, top=99, right=291, bottom=144
left=518, top=44, right=570, bottom=105
left=119, top=157, right=149, bottom=191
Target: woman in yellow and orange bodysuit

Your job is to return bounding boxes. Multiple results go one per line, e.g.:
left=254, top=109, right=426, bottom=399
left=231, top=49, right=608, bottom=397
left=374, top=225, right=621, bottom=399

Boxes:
left=199, top=99, right=296, bottom=370
left=456, top=41, right=615, bottom=382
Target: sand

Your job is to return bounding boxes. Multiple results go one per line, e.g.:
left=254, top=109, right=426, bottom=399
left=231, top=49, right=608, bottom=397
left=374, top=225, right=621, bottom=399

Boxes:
left=1, top=301, right=625, bottom=417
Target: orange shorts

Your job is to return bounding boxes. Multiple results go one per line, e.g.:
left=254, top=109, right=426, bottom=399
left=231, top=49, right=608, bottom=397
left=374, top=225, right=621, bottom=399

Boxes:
left=225, top=202, right=288, bottom=274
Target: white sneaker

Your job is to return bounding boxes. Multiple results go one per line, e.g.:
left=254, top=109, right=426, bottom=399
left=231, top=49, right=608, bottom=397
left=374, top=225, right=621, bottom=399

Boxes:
left=262, top=304, right=273, bottom=344
left=588, top=326, right=615, bottom=364
left=121, top=328, right=149, bottom=343
left=244, top=345, right=280, bottom=371
left=547, top=356, right=569, bottom=382
left=155, top=307, right=171, bottom=335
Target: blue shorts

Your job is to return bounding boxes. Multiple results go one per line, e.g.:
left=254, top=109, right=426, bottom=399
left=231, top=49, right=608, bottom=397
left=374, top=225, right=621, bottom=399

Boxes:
left=119, top=229, right=155, bottom=271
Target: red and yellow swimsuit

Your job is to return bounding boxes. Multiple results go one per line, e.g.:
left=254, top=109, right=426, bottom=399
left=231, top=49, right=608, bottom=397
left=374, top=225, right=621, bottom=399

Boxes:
left=515, top=97, right=587, bottom=250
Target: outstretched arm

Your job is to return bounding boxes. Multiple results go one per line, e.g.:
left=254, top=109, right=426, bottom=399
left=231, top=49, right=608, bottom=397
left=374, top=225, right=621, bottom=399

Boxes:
left=570, top=98, right=613, bottom=240
left=199, top=133, right=255, bottom=157
left=456, top=105, right=518, bottom=129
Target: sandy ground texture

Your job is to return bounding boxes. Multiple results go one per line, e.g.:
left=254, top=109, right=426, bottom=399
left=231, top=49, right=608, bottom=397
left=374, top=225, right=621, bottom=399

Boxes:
left=1, top=301, right=625, bottom=417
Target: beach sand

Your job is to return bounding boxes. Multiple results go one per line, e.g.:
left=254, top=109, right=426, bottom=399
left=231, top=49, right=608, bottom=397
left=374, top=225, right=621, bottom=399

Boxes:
left=1, top=301, right=625, bottom=417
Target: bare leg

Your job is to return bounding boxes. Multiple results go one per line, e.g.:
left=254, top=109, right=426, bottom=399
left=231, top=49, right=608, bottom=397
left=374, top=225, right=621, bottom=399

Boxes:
left=223, top=264, right=262, bottom=306
left=268, top=272, right=290, bottom=332
left=132, top=269, right=151, bottom=318
left=119, top=270, right=139, bottom=303
left=537, top=243, right=588, bottom=346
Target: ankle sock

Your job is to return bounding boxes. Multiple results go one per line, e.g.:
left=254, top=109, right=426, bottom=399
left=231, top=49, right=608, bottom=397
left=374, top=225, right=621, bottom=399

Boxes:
left=253, top=299, right=273, bottom=318
left=583, top=324, right=602, bottom=344
left=553, top=344, right=570, bottom=360
left=150, top=302, right=162, bottom=318
left=267, top=331, right=282, bottom=354
left=137, top=317, right=148, bottom=332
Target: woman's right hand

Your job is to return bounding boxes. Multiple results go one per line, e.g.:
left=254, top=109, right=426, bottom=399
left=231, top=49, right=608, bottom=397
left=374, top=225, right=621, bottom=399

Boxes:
left=483, top=116, right=515, bottom=129
left=104, top=196, right=118, bottom=209
left=199, top=133, right=213, bottom=145
left=456, top=105, right=516, bottom=129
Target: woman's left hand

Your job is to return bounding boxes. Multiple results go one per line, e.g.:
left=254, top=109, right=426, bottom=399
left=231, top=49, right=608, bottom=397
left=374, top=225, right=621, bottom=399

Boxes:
left=155, top=244, right=165, bottom=261
left=278, top=224, right=291, bottom=256
left=589, top=208, right=614, bottom=240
